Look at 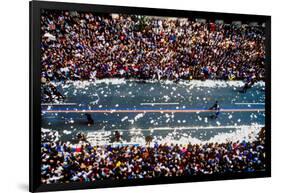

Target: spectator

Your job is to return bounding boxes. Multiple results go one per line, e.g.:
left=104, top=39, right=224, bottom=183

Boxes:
left=40, top=10, right=265, bottom=83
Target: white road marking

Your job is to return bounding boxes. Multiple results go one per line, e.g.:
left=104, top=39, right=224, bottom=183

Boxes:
left=41, top=103, right=77, bottom=106
left=140, top=102, right=179, bottom=106
left=234, top=103, right=265, bottom=105
left=144, top=124, right=264, bottom=131
left=43, top=108, right=265, bottom=113
left=88, top=124, right=265, bottom=132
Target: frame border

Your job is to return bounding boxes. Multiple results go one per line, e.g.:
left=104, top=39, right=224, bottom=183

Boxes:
left=29, top=1, right=271, bottom=192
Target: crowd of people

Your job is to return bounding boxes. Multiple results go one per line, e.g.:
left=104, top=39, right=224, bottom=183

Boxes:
left=40, top=10, right=266, bottom=184
left=41, top=10, right=265, bottom=82
left=41, top=128, right=266, bottom=184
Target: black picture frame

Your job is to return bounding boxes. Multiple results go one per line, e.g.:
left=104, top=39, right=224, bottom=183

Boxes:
left=29, top=1, right=271, bottom=192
